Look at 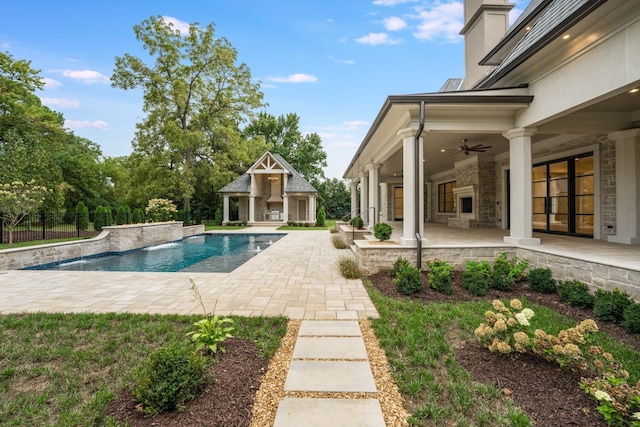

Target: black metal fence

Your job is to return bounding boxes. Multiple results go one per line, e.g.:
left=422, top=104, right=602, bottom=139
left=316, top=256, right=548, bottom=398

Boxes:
left=0, top=212, right=100, bottom=245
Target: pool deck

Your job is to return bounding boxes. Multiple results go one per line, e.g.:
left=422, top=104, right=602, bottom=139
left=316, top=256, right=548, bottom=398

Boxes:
left=0, top=228, right=379, bottom=319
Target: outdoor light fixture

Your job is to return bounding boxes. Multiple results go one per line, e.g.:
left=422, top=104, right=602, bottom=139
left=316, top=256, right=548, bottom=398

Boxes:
left=267, top=175, right=278, bottom=181
left=630, top=88, right=639, bottom=93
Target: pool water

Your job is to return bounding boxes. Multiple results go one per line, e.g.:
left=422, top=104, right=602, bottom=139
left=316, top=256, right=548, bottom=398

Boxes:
left=29, top=234, right=284, bottom=273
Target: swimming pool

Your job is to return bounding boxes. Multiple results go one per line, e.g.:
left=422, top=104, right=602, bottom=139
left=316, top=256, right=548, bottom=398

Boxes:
left=25, top=234, right=284, bottom=273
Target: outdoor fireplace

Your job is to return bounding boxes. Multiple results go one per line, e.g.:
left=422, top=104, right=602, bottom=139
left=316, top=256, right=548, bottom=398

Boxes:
left=448, top=185, right=478, bottom=228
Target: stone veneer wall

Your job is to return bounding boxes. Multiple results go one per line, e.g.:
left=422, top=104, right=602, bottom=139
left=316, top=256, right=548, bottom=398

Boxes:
left=0, top=222, right=204, bottom=270
left=354, top=243, right=639, bottom=300
left=455, top=160, right=497, bottom=227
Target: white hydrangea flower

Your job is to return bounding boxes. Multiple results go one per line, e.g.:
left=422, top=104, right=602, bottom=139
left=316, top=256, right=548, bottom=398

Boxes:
left=515, top=312, right=530, bottom=326
left=521, top=308, right=535, bottom=320
left=594, top=390, right=612, bottom=402
left=633, top=412, right=640, bottom=420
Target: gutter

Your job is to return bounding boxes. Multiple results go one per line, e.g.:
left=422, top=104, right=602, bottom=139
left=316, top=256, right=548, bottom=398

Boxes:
left=415, top=101, right=424, bottom=268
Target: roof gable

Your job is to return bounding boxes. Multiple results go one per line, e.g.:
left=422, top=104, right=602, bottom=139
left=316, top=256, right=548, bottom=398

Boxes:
left=248, top=151, right=289, bottom=175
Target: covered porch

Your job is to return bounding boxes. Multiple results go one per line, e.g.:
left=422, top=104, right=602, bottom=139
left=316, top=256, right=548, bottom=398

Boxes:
left=348, top=221, right=640, bottom=300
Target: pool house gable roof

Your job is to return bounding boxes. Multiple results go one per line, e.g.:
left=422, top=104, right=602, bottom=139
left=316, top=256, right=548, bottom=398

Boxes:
left=218, top=151, right=317, bottom=194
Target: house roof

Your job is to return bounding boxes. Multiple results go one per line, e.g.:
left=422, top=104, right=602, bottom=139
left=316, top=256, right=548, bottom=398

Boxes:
left=439, top=78, right=465, bottom=92
left=218, top=151, right=317, bottom=194
left=475, top=0, right=607, bottom=88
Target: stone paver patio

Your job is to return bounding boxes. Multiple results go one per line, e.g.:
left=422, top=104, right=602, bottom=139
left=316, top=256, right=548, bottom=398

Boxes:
left=0, top=229, right=378, bottom=319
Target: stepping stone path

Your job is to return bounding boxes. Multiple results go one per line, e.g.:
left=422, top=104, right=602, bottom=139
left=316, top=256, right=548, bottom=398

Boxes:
left=273, top=320, right=386, bottom=427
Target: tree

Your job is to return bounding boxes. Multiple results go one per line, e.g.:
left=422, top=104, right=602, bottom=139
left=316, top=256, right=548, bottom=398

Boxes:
left=318, top=178, right=351, bottom=219
left=0, top=52, right=66, bottom=210
left=0, top=180, right=50, bottom=247
left=111, top=16, right=265, bottom=215
left=243, top=112, right=327, bottom=184
left=75, top=201, right=89, bottom=231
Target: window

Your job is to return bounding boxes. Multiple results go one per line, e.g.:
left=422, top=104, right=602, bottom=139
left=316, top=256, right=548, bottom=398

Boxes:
left=438, top=181, right=456, bottom=213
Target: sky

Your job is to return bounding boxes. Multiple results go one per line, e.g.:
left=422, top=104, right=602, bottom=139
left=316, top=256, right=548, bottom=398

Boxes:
left=1, top=0, right=526, bottom=179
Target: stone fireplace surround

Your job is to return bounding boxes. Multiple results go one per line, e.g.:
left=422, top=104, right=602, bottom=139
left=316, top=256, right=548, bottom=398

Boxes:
left=448, top=185, right=479, bottom=228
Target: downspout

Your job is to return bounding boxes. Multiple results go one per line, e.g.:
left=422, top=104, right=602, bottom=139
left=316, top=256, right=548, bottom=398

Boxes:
left=415, top=101, right=424, bottom=268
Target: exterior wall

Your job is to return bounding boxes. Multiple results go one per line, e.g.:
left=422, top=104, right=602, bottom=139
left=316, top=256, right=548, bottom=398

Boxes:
left=0, top=222, right=205, bottom=270
left=354, top=243, right=639, bottom=300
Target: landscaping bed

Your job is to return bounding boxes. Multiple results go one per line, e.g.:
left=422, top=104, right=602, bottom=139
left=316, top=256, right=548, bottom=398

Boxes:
left=367, top=270, right=640, bottom=426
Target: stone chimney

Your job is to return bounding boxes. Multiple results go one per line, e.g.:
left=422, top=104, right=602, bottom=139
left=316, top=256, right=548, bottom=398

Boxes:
left=460, top=0, right=514, bottom=89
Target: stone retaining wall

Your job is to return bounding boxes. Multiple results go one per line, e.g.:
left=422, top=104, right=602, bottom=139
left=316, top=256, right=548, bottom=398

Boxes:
left=354, top=242, right=639, bottom=300
left=0, top=222, right=205, bottom=270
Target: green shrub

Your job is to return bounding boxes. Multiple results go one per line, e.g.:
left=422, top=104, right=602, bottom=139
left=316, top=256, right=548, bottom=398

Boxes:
left=593, top=288, right=633, bottom=323
left=132, top=208, right=144, bottom=224
left=426, top=259, right=453, bottom=294
left=75, top=201, right=89, bottom=231
left=621, top=303, right=640, bottom=334
left=527, top=267, right=557, bottom=294
left=350, top=216, right=364, bottom=230
left=394, top=263, right=422, bottom=295
left=146, top=198, right=177, bottom=222
left=316, top=207, right=326, bottom=227
left=373, top=222, right=392, bottom=241
left=116, top=205, right=130, bottom=225
left=338, top=257, right=360, bottom=279
left=390, top=257, right=411, bottom=279
left=93, top=205, right=106, bottom=231
left=131, top=342, right=208, bottom=417
left=332, top=235, right=347, bottom=249
left=489, top=253, right=529, bottom=291
left=557, top=280, right=594, bottom=309
left=214, top=208, right=223, bottom=226
left=462, top=260, right=491, bottom=296
left=105, top=206, right=113, bottom=226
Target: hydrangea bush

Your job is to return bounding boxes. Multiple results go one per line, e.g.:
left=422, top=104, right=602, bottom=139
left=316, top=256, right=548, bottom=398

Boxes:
left=145, top=198, right=177, bottom=222
left=475, top=299, right=640, bottom=426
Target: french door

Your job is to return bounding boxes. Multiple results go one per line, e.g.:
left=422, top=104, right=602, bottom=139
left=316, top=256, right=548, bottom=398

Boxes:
left=532, top=154, right=594, bottom=237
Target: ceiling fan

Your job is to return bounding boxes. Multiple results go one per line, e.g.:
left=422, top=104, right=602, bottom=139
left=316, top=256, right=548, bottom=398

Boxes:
left=452, top=139, right=492, bottom=156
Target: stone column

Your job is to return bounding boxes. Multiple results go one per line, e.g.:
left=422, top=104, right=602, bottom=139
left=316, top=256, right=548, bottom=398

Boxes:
left=608, top=129, right=640, bottom=244
left=350, top=180, right=359, bottom=219
left=400, top=131, right=425, bottom=247
left=379, top=183, right=389, bottom=222
left=223, top=195, right=230, bottom=223
left=367, top=164, right=381, bottom=226
left=503, top=128, right=540, bottom=245
left=360, top=172, right=368, bottom=225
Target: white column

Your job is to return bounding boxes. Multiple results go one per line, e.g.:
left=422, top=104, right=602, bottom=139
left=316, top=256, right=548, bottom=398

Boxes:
left=350, top=180, right=358, bottom=219
left=367, top=164, right=381, bottom=227
left=379, top=183, right=388, bottom=222
left=360, top=172, right=368, bottom=225
left=282, top=174, right=289, bottom=222
left=223, top=195, right=230, bottom=223
left=503, top=128, right=540, bottom=245
left=309, top=195, right=316, bottom=222
left=608, top=129, right=640, bottom=244
left=249, top=173, right=256, bottom=223
left=401, top=133, right=425, bottom=247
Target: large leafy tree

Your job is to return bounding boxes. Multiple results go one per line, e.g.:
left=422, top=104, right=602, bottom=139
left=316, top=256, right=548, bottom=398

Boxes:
left=317, top=178, right=351, bottom=219
left=243, top=112, right=327, bottom=184
left=0, top=180, right=50, bottom=247
left=111, top=16, right=265, bottom=215
left=0, top=51, right=65, bottom=208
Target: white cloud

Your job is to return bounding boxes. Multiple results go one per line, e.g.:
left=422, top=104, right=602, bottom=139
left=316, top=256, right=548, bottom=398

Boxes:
left=41, top=77, right=62, bottom=89
left=343, top=120, right=370, bottom=127
left=65, top=119, right=110, bottom=130
left=58, top=69, right=109, bottom=84
left=374, top=0, right=417, bottom=5
left=328, top=55, right=356, bottom=65
left=41, top=97, right=79, bottom=108
left=355, top=32, right=401, bottom=45
left=161, top=16, right=191, bottom=35
left=384, top=16, right=408, bottom=31
left=65, top=57, right=81, bottom=62
left=413, top=2, right=464, bottom=42
left=1, top=42, right=9, bottom=49
left=267, top=73, right=318, bottom=83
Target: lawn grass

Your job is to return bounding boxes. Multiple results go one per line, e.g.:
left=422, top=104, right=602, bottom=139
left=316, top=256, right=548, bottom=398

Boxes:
left=204, top=224, right=248, bottom=231
left=0, top=312, right=287, bottom=426
left=365, top=282, right=640, bottom=426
